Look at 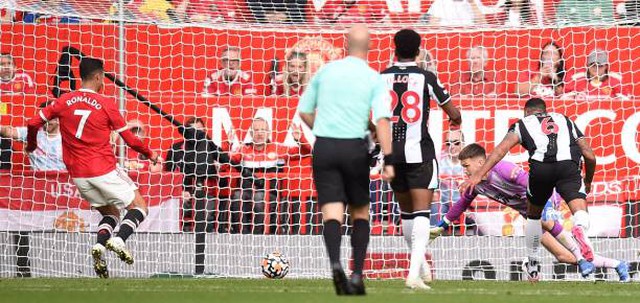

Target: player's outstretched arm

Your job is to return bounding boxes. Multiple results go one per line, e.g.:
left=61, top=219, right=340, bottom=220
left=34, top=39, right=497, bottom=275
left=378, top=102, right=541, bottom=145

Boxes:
left=440, top=101, right=462, bottom=127
left=460, top=132, right=519, bottom=193
left=119, top=129, right=156, bottom=163
left=576, top=137, right=596, bottom=193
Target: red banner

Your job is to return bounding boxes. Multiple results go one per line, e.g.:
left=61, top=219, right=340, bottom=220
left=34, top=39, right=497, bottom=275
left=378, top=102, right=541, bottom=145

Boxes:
left=0, top=171, right=183, bottom=211
left=2, top=95, right=638, bottom=193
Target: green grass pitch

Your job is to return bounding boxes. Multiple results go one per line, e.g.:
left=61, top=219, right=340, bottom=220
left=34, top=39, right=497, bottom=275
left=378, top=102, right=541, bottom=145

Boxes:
left=1, top=278, right=640, bottom=303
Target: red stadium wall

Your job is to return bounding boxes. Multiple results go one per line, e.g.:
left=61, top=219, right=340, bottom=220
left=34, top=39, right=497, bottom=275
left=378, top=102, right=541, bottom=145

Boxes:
left=2, top=24, right=640, bottom=98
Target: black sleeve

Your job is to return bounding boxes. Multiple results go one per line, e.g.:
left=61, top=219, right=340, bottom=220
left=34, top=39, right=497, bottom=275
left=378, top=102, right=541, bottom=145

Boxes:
left=209, top=141, right=230, bottom=164
left=0, top=137, right=12, bottom=170
left=425, top=72, right=452, bottom=106
left=164, top=147, right=176, bottom=172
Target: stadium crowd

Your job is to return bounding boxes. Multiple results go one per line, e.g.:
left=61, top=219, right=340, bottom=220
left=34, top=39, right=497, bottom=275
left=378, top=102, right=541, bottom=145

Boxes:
left=1, top=0, right=640, bottom=26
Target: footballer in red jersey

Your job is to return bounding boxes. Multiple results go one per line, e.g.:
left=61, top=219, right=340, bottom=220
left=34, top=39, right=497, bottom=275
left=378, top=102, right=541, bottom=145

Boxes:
left=0, top=53, right=35, bottom=95
left=25, top=58, right=159, bottom=279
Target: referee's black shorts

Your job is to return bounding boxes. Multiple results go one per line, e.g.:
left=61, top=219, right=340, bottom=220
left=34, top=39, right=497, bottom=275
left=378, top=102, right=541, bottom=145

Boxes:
left=312, top=137, right=369, bottom=207
left=528, top=160, right=587, bottom=207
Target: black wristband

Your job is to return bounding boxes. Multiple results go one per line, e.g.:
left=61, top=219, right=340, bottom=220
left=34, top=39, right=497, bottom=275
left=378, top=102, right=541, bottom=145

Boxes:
left=383, top=154, right=393, bottom=165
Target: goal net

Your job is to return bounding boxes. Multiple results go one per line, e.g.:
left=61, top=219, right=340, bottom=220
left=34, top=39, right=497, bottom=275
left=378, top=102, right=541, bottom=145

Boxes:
left=1, top=0, right=639, bottom=281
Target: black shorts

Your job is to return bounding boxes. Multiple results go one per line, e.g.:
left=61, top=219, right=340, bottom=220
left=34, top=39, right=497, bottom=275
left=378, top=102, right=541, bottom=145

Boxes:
left=312, top=137, right=370, bottom=207
left=528, top=160, right=586, bottom=206
left=390, top=159, right=439, bottom=193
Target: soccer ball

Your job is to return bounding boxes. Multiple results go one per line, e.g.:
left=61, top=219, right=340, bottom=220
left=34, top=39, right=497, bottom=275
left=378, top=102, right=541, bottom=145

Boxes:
left=261, top=252, right=290, bottom=279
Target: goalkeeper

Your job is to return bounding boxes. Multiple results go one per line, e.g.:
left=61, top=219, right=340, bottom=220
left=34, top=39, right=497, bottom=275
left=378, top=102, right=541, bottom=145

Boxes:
left=430, top=143, right=630, bottom=282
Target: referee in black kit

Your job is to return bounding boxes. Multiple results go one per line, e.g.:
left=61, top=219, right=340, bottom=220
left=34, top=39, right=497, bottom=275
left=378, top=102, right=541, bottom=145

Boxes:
left=298, top=24, right=394, bottom=296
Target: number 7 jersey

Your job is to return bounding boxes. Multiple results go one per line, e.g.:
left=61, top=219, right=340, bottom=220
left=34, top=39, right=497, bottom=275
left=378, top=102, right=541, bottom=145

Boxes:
left=38, top=88, right=129, bottom=178
left=381, top=62, right=452, bottom=164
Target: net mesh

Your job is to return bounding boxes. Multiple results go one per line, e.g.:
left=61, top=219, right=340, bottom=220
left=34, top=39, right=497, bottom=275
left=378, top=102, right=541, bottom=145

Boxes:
left=1, top=0, right=639, bottom=280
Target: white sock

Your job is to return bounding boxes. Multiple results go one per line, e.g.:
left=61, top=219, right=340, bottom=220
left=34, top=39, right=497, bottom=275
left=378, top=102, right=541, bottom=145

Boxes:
left=592, top=255, right=621, bottom=269
left=573, top=210, right=595, bottom=249
left=408, top=215, right=430, bottom=279
left=525, top=218, right=542, bottom=263
left=402, top=218, right=414, bottom=249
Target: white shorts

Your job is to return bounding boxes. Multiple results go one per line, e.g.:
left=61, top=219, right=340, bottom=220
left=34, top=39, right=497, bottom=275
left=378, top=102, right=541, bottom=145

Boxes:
left=73, top=168, right=138, bottom=208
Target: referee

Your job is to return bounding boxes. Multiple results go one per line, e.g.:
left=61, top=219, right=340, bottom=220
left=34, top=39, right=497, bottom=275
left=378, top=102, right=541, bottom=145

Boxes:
left=298, top=24, right=394, bottom=296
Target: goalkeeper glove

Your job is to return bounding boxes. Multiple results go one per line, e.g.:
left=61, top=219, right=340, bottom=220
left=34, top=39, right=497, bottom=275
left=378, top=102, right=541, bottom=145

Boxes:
left=429, top=226, right=444, bottom=241
left=429, top=217, right=451, bottom=241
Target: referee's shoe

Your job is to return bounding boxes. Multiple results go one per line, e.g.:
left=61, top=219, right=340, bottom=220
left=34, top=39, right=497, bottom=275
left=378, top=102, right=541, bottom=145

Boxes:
left=331, top=266, right=354, bottom=295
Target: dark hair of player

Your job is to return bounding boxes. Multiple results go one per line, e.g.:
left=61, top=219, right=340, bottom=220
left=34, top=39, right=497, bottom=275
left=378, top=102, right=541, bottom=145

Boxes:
left=524, top=97, right=547, bottom=112
left=186, top=116, right=205, bottom=127
left=394, top=29, right=421, bottom=60
left=458, top=143, right=486, bottom=161
left=39, top=100, right=53, bottom=108
left=79, top=58, right=104, bottom=81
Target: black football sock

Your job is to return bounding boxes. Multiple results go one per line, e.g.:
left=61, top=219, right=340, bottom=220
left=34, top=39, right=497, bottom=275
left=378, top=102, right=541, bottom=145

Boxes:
left=351, top=219, right=370, bottom=275
left=323, top=219, right=342, bottom=268
left=116, top=208, right=147, bottom=242
left=96, top=215, right=118, bottom=246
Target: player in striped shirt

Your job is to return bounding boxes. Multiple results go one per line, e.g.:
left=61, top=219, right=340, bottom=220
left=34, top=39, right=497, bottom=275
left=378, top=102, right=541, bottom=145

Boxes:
left=461, top=98, right=598, bottom=281
left=380, top=29, right=462, bottom=290
left=432, top=144, right=629, bottom=282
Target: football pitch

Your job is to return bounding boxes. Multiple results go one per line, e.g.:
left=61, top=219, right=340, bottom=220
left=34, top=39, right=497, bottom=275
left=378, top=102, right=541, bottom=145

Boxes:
left=2, top=279, right=640, bottom=303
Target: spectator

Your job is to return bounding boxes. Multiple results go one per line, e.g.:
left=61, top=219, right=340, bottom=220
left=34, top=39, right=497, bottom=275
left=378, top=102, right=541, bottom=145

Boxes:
left=313, top=0, right=388, bottom=24
left=432, top=129, right=465, bottom=226
left=203, top=47, right=256, bottom=96
left=248, top=0, right=307, bottom=23
left=563, top=49, right=629, bottom=101
left=449, top=46, right=503, bottom=97
left=416, top=48, right=438, bottom=75
left=618, top=0, right=640, bottom=26
left=515, top=41, right=565, bottom=98
left=123, top=119, right=163, bottom=173
left=0, top=101, right=65, bottom=171
left=184, top=0, right=227, bottom=23
left=555, top=0, right=614, bottom=25
left=0, top=53, right=35, bottom=95
left=229, top=118, right=311, bottom=234
left=268, top=51, right=309, bottom=96
left=1, top=0, right=18, bottom=23
left=164, top=116, right=230, bottom=232
left=423, top=0, right=484, bottom=26
left=22, top=0, right=82, bottom=23
left=502, top=0, right=542, bottom=27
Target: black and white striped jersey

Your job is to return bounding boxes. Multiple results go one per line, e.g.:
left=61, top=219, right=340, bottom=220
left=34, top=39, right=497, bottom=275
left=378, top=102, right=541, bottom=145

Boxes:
left=509, top=112, right=585, bottom=163
left=380, top=62, right=451, bottom=164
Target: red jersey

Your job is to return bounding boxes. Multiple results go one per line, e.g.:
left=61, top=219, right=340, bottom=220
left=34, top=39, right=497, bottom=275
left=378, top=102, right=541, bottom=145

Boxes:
left=449, top=71, right=503, bottom=97
left=26, top=88, right=152, bottom=178
left=564, top=72, right=628, bottom=100
left=0, top=72, right=35, bottom=94
left=517, top=70, right=557, bottom=97
left=269, top=75, right=306, bottom=97
left=203, top=70, right=256, bottom=96
left=230, top=142, right=311, bottom=168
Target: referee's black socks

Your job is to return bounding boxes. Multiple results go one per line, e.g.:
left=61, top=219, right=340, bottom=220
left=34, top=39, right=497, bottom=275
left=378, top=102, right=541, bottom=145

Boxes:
left=323, top=219, right=342, bottom=268
left=351, top=219, right=370, bottom=275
